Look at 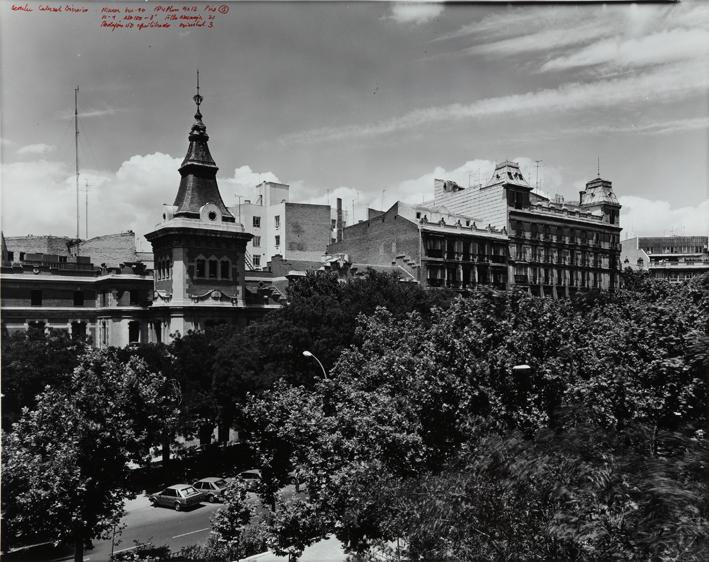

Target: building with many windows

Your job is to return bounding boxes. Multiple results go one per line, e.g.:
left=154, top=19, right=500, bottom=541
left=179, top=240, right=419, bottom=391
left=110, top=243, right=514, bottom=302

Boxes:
left=326, top=201, right=510, bottom=289
left=1, top=86, right=282, bottom=345
left=1, top=238, right=154, bottom=346
left=233, top=183, right=346, bottom=270
left=621, top=235, right=709, bottom=283
left=432, top=161, right=623, bottom=296
left=329, top=161, right=622, bottom=296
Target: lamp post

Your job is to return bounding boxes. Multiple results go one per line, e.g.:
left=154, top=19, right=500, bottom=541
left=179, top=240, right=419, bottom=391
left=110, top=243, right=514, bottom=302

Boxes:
left=302, top=350, right=327, bottom=379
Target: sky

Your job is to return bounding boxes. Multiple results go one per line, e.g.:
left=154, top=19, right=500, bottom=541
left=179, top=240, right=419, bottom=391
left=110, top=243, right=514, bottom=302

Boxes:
left=1, top=0, right=708, bottom=249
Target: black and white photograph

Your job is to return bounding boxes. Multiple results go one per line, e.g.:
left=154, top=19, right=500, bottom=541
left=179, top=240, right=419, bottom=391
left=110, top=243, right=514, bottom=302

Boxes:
left=1, top=0, right=707, bottom=560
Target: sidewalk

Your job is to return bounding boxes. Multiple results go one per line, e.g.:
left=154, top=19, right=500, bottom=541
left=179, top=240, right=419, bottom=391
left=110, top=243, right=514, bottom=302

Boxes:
left=241, top=536, right=348, bottom=562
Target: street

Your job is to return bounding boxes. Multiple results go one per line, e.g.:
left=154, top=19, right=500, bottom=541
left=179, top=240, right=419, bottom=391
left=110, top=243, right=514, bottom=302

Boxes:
left=5, top=492, right=237, bottom=561
left=2, top=485, right=351, bottom=562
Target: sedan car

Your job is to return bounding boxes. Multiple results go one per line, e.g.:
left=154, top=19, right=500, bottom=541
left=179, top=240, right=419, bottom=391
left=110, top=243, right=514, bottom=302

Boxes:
left=149, top=484, right=202, bottom=511
left=237, top=469, right=262, bottom=491
left=192, top=477, right=230, bottom=503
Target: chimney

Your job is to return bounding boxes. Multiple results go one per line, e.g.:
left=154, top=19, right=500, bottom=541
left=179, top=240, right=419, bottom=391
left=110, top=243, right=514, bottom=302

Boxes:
left=336, top=198, right=344, bottom=243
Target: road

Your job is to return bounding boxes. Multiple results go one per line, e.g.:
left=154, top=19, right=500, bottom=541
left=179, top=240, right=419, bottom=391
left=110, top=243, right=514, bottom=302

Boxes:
left=5, top=493, right=238, bottom=561
left=4, top=486, right=349, bottom=562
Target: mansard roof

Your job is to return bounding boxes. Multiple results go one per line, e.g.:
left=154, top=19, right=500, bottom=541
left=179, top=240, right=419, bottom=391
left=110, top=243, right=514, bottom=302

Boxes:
left=485, top=160, right=531, bottom=189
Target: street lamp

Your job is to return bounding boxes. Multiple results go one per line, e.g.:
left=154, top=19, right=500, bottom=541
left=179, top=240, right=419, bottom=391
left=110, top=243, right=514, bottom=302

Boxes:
left=302, top=350, right=327, bottom=378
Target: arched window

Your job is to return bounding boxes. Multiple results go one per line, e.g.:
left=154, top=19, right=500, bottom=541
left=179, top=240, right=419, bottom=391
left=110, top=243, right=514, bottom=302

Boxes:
left=196, top=259, right=206, bottom=278
left=208, top=259, right=218, bottom=279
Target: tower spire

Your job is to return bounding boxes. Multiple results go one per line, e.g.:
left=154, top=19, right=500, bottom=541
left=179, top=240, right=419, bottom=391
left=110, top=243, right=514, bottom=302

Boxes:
left=170, top=72, right=235, bottom=222
left=193, top=69, right=202, bottom=120
left=74, top=86, right=80, bottom=243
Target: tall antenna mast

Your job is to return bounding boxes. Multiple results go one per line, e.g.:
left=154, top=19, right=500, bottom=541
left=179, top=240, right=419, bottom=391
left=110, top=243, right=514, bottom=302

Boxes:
left=74, top=86, right=80, bottom=243
left=597, top=156, right=600, bottom=177
left=83, top=180, right=89, bottom=239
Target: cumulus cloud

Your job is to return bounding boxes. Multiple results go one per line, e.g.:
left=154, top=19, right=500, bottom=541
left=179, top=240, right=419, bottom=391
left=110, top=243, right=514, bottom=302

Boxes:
left=388, top=2, right=444, bottom=26
left=620, top=196, right=709, bottom=238
left=278, top=61, right=709, bottom=145
left=16, top=143, right=57, bottom=156
left=221, top=165, right=281, bottom=205
left=0, top=153, right=281, bottom=242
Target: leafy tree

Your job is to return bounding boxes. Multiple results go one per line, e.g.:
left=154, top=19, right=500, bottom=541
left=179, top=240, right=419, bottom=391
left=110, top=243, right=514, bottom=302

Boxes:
left=168, top=330, right=220, bottom=446
left=115, top=343, right=180, bottom=467
left=1, top=329, right=86, bottom=430
left=2, top=349, right=175, bottom=561
left=244, top=274, right=709, bottom=560
left=210, top=480, right=252, bottom=552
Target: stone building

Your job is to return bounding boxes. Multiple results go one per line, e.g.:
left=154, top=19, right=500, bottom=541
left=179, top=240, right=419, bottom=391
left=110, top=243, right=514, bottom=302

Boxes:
left=326, top=201, right=509, bottom=289
left=234, top=183, right=344, bottom=270
left=329, top=161, right=622, bottom=296
left=621, top=235, right=709, bottom=283
left=433, top=161, right=622, bottom=296
left=144, top=83, right=280, bottom=339
left=1, top=86, right=280, bottom=345
left=1, top=235, right=154, bottom=345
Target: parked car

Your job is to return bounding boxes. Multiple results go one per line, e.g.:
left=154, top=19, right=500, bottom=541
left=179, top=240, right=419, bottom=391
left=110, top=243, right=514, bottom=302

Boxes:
left=192, top=477, right=230, bottom=503
left=237, top=469, right=262, bottom=491
left=149, top=484, right=202, bottom=511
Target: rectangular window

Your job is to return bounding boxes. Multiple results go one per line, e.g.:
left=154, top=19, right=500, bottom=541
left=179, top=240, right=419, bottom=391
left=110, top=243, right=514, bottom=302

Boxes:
left=331, top=219, right=337, bottom=229
left=73, top=291, right=84, bottom=307
left=253, top=236, right=261, bottom=248
left=7, top=251, right=14, bottom=262
left=253, top=216, right=261, bottom=228
left=59, top=255, right=67, bottom=263
left=209, top=259, right=218, bottom=279
left=220, top=260, right=230, bottom=279
left=274, top=215, right=280, bottom=229
left=130, top=290, right=139, bottom=305
left=20, top=252, right=25, bottom=261
left=31, top=290, right=42, bottom=306
left=275, top=235, right=280, bottom=247
left=128, top=321, right=140, bottom=343
left=253, top=255, right=261, bottom=267
left=196, top=259, right=206, bottom=278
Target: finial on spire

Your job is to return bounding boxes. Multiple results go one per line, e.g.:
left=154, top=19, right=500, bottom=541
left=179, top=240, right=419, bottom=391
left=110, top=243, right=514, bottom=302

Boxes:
left=193, top=69, right=203, bottom=119
left=597, top=156, right=600, bottom=178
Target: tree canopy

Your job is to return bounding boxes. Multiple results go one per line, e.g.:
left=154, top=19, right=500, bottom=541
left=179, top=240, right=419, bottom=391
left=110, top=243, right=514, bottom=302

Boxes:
left=244, top=274, right=709, bottom=560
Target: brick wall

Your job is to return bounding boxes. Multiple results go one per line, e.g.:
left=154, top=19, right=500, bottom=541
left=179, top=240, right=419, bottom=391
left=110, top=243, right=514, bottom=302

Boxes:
left=79, top=232, right=138, bottom=267
left=327, top=203, right=421, bottom=266
left=284, top=203, right=331, bottom=261
left=5, top=236, right=72, bottom=258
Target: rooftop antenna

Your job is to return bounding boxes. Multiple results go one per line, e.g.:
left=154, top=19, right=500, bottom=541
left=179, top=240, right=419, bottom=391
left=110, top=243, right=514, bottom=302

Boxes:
left=74, top=85, right=80, bottom=246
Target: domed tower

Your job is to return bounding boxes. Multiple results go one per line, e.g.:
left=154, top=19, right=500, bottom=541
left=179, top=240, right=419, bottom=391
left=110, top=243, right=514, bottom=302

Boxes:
left=579, top=176, right=621, bottom=226
left=145, top=74, right=253, bottom=340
